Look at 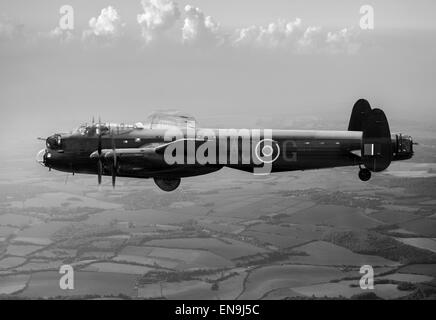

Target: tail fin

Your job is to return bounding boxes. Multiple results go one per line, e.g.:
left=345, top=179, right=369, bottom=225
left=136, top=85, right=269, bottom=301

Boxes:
left=348, top=99, right=372, bottom=131
left=361, top=108, right=392, bottom=172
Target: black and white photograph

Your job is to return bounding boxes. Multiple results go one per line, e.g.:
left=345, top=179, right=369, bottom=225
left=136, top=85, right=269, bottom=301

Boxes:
left=0, top=0, right=435, bottom=309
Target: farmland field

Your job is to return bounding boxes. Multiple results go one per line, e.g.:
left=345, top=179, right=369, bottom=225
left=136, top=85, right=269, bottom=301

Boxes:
left=9, top=192, right=121, bottom=210
left=400, top=219, right=436, bottom=237
left=287, top=241, right=400, bottom=266
left=85, top=209, right=196, bottom=226
left=6, top=245, right=43, bottom=257
left=395, top=238, right=436, bottom=253
left=378, top=273, right=433, bottom=283
left=292, top=281, right=410, bottom=299
left=161, top=280, right=213, bottom=299
left=114, top=245, right=234, bottom=270
left=0, top=257, right=26, bottom=269
left=144, top=238, right=268, bottom=260
left=292, top=272, right=433, bottom=299
left=398, top=264, right=436, bottom=277
left=21, top=271, right=138, bottom=298
left=0, top=275, right=30, bottom=295
left=368, top=210, right=419, bottom=224
left=241, top=231, right=309, bottom=249
left=83, top=262, right=155, bottom=275
left=0, top=214, right=34, bottom=227
left=239, top=264, right=347, bottom=300
left=0, top=226, right=18, bottom=238
left=282, top=205, right=383, bottom=229
left=14, top=222, right=72, bottom=245
left=145, top=247, right=234, bottom=269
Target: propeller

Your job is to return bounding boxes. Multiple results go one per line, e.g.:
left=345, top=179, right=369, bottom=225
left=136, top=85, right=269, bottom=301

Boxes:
left=93, top=118, right=119, bottom=188
left=97, top=117, right=103, bottom=185
left=111, top=133, right=118, bottom=188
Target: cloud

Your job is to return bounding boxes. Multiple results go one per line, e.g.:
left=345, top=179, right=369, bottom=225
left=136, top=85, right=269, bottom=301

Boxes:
left=297, top=26, right=324, bottom=52
left=326, top=28, right=361, bottom=54
left=83, top=6, right=124, bottom=40
left=0, top=15, right=25, bottom=40
left=47, top=27, right=74, bottom=44
left=0, top=2, right=361, bottom=54
left=182, top=5, right=221, bottom=46
left=230, top=18, right=360, bottom=54
left=137, top=0, right=181, bottom=43
left=232, top=18, right=304, bottom=49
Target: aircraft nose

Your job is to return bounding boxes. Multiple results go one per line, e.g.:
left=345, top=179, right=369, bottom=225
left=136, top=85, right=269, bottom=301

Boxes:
left=36, top=149, right=47, bottom=166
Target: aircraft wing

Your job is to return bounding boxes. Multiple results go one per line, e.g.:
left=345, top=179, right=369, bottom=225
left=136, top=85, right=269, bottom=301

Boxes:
left=154, top=138, right=207, bottom=154
left=89, top=138, right=207, bottom=160
left=90, top=147, right=155, bottom=159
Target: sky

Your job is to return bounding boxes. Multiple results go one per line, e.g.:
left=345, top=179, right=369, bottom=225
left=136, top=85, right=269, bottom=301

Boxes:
left=0, top=0, right=435, bottom=148
left=1, top=0, right=436, bottom=30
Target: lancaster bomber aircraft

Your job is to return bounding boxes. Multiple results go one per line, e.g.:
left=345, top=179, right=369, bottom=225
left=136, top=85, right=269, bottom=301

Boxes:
left=36, top=99, right=414, bottom=191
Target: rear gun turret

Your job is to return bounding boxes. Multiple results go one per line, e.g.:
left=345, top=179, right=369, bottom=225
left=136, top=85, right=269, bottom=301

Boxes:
left=392, top=133, right=414, bottom=161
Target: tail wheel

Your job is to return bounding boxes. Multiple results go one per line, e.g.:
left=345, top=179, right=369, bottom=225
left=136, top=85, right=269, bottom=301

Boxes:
left=358, top=168, right=371, bottom=181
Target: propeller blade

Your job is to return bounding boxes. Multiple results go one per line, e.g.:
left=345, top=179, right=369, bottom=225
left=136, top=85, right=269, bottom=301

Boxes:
left=111, top=134, right=117, bottom=188
left=97, top=122, right=103, bottom=185
left=97, top=159, right=103, bottom=185
left=98, top=132, right=102, bottom=155
left=111, top=167, right=116, bottom=188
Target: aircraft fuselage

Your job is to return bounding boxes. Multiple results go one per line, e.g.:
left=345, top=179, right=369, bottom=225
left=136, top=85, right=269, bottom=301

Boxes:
left=39, top=128, right=411, bottom=178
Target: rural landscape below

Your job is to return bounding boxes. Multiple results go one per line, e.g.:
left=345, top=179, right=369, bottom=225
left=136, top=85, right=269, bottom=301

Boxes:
left=0, top=117, right=435, bottom=300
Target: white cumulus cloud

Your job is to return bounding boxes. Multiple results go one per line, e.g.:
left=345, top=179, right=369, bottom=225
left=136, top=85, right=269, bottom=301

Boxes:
left=326, top=28, right=361, bottom=54
left=83, top=6, right=124, bottom=40
left=297, top=26, right=324, bottom=52
left=0, top=2, right=361, bottom=54
left=182, top=5, right=221, bottom=46
left=137, top=0, right=181, bottom=44
left=231, top=18, right=360, bottom=54
left=48, top=27, right=74, bottom=44
left=232, top=18, right=304, bottom=49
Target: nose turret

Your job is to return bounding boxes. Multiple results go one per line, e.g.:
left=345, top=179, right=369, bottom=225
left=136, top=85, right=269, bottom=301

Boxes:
left=46, top=134, right=63, bottom=150
left=36, top=148, right=47, bottom=166
left=37, top=133, right=66, bottom=169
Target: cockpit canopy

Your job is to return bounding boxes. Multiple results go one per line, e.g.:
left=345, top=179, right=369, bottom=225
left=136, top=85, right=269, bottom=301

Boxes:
left=72, top=122, right=139, bottom=136
left=72, top=124, right=111, bottom=136
left=144, top=111, right=196, bottom=129
left=71, top=111, right=197, bottom=136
